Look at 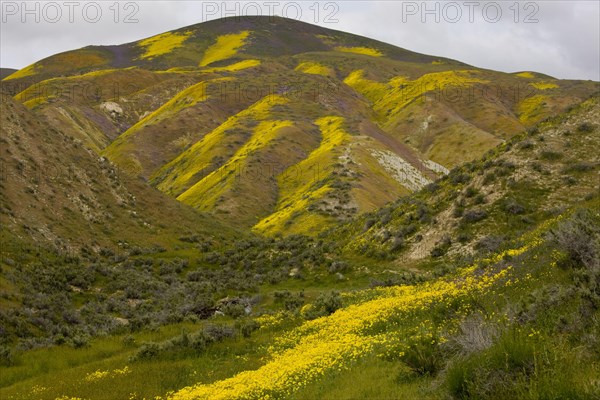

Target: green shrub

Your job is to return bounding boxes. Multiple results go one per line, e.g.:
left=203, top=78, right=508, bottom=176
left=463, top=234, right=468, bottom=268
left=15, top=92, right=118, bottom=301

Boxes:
left=284, top=295, right=304, bottom=311
left=519, top=140, right=534, bottom=150
left=302, top=291, right=342, bottom=320
left=450, top=172, right=471, bottom=185
left=453, top=206, right=464, bottom=218
left=133, top=342, right=161, bottom=360
left=473, top=194, right=486, bottom=205
left=462, top=209, right=488, bottom=223
left=0, top=345, right=15, bottom=366
left=189, top=331, right=208, bottom=351
left=540, top=151, right=562, bottom=161
left=577, top=122, right=594, bottom=133
left=563, top=162, right=595, bottom=173
left=122, top=334, right=136, bottom=347
left=475, top=236, right=504, bottom=254
left=70, top=334, right=90, bottom=348
left=401, top=333, right=443, bottom=376
left=502, top=197, right=526, bottom=215
left=464, top=187, right=479, bottom=198
left=363, top=218, right=377, bottom=231
left=549, top=209, right=600, bottom=271
left=424, top=182, right=440, bottom=193
left=445, top=329, right=590, bottom=400
left=445, top=330, right=535, bottom=399
left=390, top=237, right=404, bottom=252
left=221, top=303, right=246, bottom=319
left=482, top=172, right=496, bottom=185
left=431, top=235, right=452, bottom=258
left=328, top=261, right=349, bottom=273
left=456, top=232, right=471, bottom=244
left=237, top=319, right=260, bottom=338
left=204, top=324, right=236, bottom=342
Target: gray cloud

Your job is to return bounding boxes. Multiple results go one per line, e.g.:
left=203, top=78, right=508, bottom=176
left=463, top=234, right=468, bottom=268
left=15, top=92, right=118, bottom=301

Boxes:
left=1, top=1, right=598, bottom=80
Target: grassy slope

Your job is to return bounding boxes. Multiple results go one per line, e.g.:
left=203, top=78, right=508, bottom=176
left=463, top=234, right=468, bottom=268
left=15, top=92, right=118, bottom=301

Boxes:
left=332, top=97, right=600, bottom=262
left=3, top=201, right=597, bottom=399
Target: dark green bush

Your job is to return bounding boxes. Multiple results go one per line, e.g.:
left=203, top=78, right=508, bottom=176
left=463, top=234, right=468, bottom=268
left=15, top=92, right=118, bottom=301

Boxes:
left=303, top=291, right=342, bottom=320
left=462, top=209, right=488, bottom=223
left=577, top=122, right=594, bottom=133
left=502, top=197, right=526, bottom=215
left=237, top=319, right=260, bottom=338
left=401, top=333, right=443, bottom=376
left=204, top=324, right=236, bottom=342
left=221, top=303, right=246, bottom=319
left=450, top=172, right=471, bottom=185
left=475, top=236, right=504, bottom=254
left=563, top=162, right=595, bottom=173
left=363, top=218, right=377, bottom=231
left=540, top=151, right=562, bottom=161
left=328, top=261, right=349, bottom=273
left=0, top=345, right=15, bottom=366
left=431, top=235, right=452, bottom=258
left=133, top=342, right=161, bottom=360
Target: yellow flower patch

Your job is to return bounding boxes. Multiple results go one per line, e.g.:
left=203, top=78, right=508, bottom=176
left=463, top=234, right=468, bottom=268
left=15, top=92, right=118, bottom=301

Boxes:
left=168, top=263, right=514, bottom=399
left=335, top=46, right=383, bottom=57
left=201, top=59, right=261, bottom=72
left=200, top=31, right=251, bottom=67
left=253, top=116, right=351, bottom=235
left=530, top=81, right=559, bottom=90
left=138, top=31, right=192, bottom=60
left=518, top=94, right=548, bottom=124
left=3, top=63, right=37, bottom=80
left=295, top=62, right=334, bottom=77
left=516, top=71, right=535, bottom=79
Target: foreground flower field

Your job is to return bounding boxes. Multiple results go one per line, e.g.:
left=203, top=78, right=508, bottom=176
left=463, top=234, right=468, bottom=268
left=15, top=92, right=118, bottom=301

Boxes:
left=166, top=256, right=524, bottom=399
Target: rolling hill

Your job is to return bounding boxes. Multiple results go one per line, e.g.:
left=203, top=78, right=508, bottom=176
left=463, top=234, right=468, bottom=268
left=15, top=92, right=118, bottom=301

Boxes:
left=1, top=15, right=600, bottom=400
left=3, top=16, right=597, bottom=235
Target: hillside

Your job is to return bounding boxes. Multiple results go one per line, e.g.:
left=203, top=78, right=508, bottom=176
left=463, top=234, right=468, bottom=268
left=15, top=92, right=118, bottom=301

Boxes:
left=3, top=17, right=597, bottom=234
left=333, top=98, right=600, bottom=264
left=0, top=68, right=17, bottom=80
left=1, top=97, right=598, bottom=400
left=0, top=93, right=235, bottom=255
left=0, top=91, right=240, bottom=353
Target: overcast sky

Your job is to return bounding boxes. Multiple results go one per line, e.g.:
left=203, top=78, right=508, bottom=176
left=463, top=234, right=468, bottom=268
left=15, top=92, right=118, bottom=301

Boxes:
left=1, top=1, right=598, bottom=80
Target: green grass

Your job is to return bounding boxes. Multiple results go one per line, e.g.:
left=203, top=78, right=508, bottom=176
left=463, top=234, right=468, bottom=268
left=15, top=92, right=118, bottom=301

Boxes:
left=290, top=355, right=439, bottom=400
left=1, top=319, right=283, bottom=400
